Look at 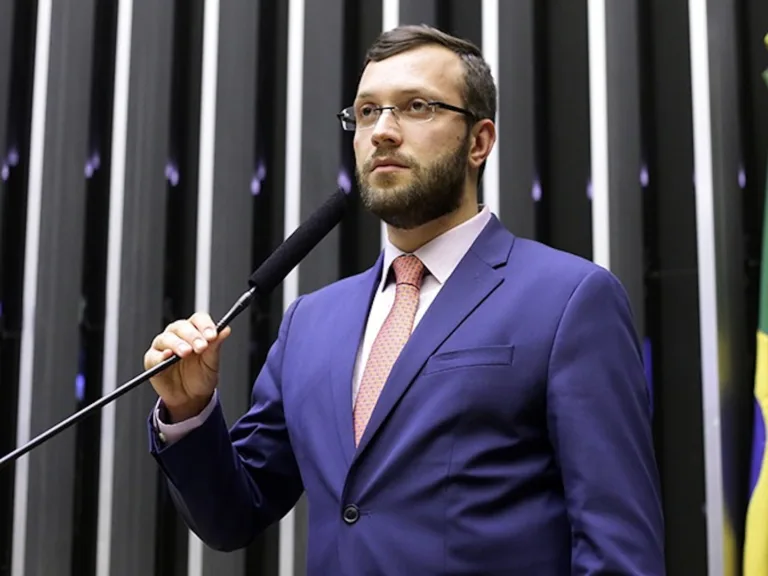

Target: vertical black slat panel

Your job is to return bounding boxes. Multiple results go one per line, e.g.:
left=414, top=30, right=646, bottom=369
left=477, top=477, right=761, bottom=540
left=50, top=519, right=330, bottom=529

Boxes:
left=299, top=0, right=345, bottom=295
left=532, top=6, right=549, bottom=243
left=290, top=1, right=346, bottom=572
left=106, top=1, right=174, bottom=574
left=245, top=2, right=289, bottom=574
left=339, top=0, right=382, bottom=277
left=251, top=0, right=289, bottom=372
left=604, top=0, right=645, bottom=337
left=164, top=0, right=204, bottom=329
left=441, top=1, right=481, bottom=52
left=197, top=2, right=260, bottom=574
left=704, top=0, right=751, bottom=571
left=541, top=1, right=592, bottom=259
left=496, top=0, right=537, bottom=239
left=640, top=0, right=706, bottom=572
left=399, top=0, right=438, bottom=27
left=72, top=1, right=119, bottom=575
left=440, top=1, right=481, bottom=201
left=16, top=2, right=96, bottom=575
left=154, top=2, right=204, bottom=575
left=251, top=0, right=288, bottom=385
left=0, top=1, right=13, bottom=167
left=208, top=0, right=258, bottom=490
left=0, top=2, right=37, bottom=573
left=0, top=0, right=14, bottom=383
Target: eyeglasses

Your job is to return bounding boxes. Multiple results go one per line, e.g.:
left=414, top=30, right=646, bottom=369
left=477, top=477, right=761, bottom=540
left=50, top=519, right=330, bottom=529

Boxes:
left=337, top=98, right=473, bottom=132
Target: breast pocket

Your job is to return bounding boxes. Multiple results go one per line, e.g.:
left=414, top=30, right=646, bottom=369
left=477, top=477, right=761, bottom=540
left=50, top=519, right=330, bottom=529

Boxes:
left=422, top=345, right=515, bottom=376
left=417, top=344, right=533, bottom=442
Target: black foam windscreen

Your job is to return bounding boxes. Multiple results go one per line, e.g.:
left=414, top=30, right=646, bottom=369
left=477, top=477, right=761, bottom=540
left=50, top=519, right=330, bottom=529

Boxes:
left=248, top=188, right=351, bottom=294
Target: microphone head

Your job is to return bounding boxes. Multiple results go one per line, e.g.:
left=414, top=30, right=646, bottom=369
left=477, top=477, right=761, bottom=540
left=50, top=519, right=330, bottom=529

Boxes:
left=248, top=188, right=352, bottom=293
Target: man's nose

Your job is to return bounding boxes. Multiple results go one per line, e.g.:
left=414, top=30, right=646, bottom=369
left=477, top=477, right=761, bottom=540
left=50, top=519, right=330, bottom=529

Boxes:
left=370, top=110, right=402, bottom=147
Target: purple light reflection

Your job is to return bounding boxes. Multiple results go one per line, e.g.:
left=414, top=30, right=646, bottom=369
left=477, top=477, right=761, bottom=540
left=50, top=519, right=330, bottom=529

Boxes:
left=251, top=160, right=267, bottom=195
left=531, top=178, right=542, bottom=202
left=75, top=373, right=86, bottom=402
left=165, top=162, right=180, bottom=187
left=337, top=169, right=351, bottom=194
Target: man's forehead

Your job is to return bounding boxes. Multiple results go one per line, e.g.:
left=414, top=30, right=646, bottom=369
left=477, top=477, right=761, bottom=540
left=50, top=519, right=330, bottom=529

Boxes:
left=356, top=45, right=463, bottom=100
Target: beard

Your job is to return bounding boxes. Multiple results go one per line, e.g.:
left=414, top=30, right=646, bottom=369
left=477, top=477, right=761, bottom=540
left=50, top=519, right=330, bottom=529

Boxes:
left=356, top=134, right=470, bottom=230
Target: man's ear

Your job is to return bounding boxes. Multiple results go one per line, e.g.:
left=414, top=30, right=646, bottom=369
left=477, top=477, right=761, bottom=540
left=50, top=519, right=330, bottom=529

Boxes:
left=468, top=119, right=496, bottom=171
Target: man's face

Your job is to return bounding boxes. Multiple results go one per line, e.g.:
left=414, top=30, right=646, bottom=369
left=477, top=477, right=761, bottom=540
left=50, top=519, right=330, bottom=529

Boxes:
left=353, top=45, right=471, bottom=230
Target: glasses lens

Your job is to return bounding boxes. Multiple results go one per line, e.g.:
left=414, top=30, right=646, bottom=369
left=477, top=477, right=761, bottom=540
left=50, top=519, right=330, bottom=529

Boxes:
left=356, top=106, right=379, bottom=129
left=339, top=108, right=356, bottom=131
left=402, top=101, right=434, bottom=122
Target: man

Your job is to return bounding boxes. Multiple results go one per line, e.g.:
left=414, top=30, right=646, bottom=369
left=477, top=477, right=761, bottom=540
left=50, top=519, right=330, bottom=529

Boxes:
left=146, top=25, right=665, bottom=575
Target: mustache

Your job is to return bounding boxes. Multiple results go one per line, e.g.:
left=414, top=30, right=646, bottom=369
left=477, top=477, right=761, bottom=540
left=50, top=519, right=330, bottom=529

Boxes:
left=363, top=152, right=414, bottom=173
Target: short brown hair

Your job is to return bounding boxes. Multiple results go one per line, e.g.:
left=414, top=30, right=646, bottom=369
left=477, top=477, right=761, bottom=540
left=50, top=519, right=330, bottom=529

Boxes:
left=362, top=24, right=496, bottom=180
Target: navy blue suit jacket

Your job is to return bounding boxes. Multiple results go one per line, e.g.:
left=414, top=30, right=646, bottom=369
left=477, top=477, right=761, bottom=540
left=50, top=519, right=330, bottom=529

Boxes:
left=149, top=215, right=665, bottom=574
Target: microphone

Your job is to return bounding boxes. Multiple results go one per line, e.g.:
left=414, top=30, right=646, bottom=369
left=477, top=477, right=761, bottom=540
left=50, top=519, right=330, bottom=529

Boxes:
left=0, top=188, right=352, bottom=470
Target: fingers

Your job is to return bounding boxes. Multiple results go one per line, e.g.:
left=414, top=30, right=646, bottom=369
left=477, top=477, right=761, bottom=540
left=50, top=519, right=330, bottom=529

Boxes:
left=144, top=311, right=232, bottom=382
left=189, top=312, right=218, bottom=342
left=189, top=313, right=232, bottom=350
left=143, top=346, right=173, bottom=370
left=152, top=328, right=198, bottom=358
left=150, top=314, right=232, bottom=358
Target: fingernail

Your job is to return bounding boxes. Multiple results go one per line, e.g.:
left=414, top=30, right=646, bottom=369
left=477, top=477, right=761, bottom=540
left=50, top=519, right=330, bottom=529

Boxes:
left=204, top=328, right=216, bottom=339
left=179, top=343, right=192, bottom=354
left=194, top=338, right=206, bottom=351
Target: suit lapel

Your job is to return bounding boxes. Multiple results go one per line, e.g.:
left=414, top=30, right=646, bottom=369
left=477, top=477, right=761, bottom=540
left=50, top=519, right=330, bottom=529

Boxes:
left=329, top=254, right=384, bottom=466
left=352, top=216, right=514, bottom=459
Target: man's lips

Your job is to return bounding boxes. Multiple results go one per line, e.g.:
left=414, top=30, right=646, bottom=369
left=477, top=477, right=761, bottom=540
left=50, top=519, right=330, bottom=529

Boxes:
left=370, top=159, right=409, bottom=172
left=373, top=164, right=407, bottom=172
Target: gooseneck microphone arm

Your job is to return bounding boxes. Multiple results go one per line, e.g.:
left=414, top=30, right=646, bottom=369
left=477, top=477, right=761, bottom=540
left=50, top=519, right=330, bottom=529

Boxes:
left=0, top=188, right=352, bottom=470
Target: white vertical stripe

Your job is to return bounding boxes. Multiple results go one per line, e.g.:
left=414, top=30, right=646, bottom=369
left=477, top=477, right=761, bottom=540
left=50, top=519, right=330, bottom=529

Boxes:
left=380, top=0, right=399, bottom=248
left=587, top=0, right=610, bottom=269
left=95, top=0, right=133, bottom=574
left=688, top=1, right=724, bottom=574
left=12, top=1, right=52, bottom=574
left=187, top=0, right=220, bottom=574
left=283, top=0, right=303, bottom=311
left=481, top=0, right=500, bottom=216
left=382, top=0, right=399, bottom=31
left=280, top=0, right=304, bottom=573
left=194, top=0, right=219, bottom=320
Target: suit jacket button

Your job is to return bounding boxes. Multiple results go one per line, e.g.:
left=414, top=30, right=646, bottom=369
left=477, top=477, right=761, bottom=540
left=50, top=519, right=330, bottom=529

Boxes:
left=342, top=504, right=359, bottom=524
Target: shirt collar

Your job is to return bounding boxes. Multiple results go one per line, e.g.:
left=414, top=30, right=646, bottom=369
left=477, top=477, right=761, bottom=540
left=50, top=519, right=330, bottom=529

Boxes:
left=379, top=205, right=492, bottom=292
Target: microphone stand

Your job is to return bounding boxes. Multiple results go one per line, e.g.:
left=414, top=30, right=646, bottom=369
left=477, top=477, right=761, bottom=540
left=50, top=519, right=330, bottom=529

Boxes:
left=0, top=186, right=351, bottom=471
left=0, top=285, right=257, bottom=470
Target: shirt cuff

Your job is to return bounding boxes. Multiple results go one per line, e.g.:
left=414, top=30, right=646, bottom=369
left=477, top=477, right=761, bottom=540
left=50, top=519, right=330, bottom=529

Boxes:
left=153, top=390, right=218, bottom=446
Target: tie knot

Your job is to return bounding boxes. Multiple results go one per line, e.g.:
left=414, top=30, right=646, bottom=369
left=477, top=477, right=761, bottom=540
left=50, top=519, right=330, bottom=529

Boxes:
left=392, top=255, right=425, bottom=288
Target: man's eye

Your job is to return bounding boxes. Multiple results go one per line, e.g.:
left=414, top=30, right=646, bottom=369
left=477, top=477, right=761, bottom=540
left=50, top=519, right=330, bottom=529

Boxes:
left=359, top=105, right=375, bottom=117
left=409, top=100, right=428, bottom=112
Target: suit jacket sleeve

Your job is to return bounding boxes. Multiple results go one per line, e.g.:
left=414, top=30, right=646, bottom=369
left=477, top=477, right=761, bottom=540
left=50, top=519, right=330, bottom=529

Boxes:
left=148, top=297, right=305, bottom=552
left=546, top=268, right=665, bottom=575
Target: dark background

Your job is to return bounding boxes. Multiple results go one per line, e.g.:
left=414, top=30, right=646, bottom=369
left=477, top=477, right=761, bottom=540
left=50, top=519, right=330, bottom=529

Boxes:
left=0, top=1, right=765, bottom=575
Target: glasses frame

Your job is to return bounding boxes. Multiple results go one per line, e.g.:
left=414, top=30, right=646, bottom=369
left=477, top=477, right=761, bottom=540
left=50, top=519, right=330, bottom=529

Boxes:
left=336, top=100, right=474, bottom=132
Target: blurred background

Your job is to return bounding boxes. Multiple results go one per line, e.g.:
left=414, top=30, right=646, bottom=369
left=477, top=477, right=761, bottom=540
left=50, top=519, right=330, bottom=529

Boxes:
left=0, top=0, right=766, bottom=575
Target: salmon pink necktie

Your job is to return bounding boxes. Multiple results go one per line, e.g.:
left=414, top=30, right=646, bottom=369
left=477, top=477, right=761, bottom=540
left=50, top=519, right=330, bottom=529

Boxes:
left=353, top=254, right=425, bottom=446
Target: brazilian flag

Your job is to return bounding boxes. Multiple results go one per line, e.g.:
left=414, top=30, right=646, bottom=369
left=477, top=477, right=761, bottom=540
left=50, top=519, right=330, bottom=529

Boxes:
left=744, top=37, right=768, bottom=576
